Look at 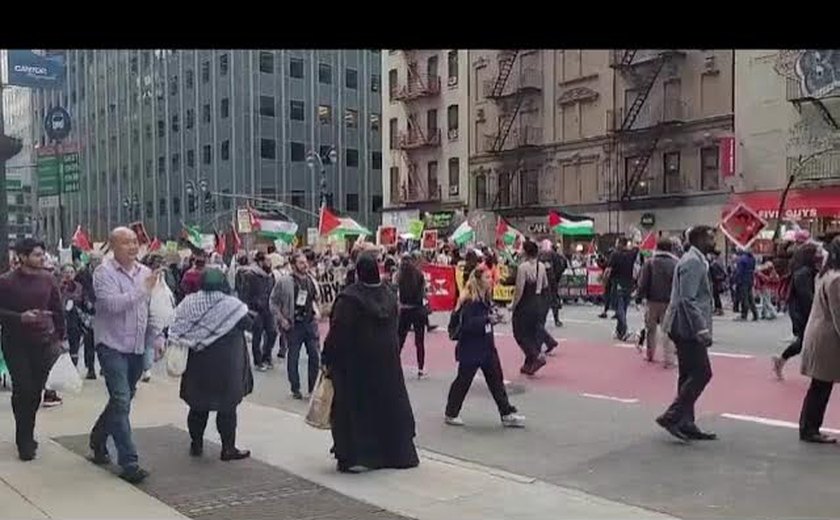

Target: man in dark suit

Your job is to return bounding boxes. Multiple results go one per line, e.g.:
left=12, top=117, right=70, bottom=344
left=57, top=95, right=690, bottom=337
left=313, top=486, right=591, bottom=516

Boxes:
left=657, top=225, right=718, bottom=442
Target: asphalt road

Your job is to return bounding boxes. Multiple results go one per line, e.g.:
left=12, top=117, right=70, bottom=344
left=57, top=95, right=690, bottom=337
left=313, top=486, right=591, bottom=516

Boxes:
left=245, top=304, right=840, bottom=520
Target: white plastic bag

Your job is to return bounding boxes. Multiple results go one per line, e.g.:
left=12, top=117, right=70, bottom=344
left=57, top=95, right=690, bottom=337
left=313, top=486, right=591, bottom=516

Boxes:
left=165, top=340, right=188, bottom=377
left=45, top=352, right=83, bottom=394
left=149, top=277, right=176, bottom=332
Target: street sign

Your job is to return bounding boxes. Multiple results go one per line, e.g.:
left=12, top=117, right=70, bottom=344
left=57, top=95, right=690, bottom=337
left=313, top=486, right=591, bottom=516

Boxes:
left=35, top=145, right=79, bottom=196
left=38, top=195, right=59, bottom=209
left=37, top=154, right=60, bottom=197
left=61, top=151, right=80, bottom=193
left=720, top=203, right=767, bottom=249
left=44, top=106, right=72, bottom=141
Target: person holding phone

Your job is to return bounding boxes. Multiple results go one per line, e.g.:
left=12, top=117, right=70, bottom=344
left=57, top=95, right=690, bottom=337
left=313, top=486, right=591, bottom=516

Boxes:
left=0, top=238, right=66, bottom=461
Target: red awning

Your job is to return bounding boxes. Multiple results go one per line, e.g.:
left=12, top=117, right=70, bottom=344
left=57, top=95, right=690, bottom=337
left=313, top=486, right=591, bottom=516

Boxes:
left=724, top=187, right=840, bottom=220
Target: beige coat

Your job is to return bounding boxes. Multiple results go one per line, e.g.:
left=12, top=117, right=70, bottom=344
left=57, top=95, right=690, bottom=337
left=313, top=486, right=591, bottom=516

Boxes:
left=801, top=270, right=840, bottom=382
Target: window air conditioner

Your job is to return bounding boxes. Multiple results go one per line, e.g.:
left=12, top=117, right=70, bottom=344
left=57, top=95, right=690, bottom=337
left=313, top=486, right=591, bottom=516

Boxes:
left=448, top=76, right=458, bottom=86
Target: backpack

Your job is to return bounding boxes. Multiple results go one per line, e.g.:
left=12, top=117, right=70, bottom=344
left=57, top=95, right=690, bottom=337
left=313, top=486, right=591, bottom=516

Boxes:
left=447, top=305, right=463, bottom=341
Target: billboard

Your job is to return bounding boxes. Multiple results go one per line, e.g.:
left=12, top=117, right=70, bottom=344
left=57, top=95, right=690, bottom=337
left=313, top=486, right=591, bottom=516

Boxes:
left=6, top=50, right=66, bottom=89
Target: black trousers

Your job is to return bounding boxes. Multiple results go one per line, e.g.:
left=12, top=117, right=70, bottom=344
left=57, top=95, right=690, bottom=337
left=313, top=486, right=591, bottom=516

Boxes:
left=1, top=340, right=52, bottom=452
left=187, top=408, right=237, bottom=450
left=251, top=308, right=277, bottom=366
left=66, top=314, right=96, bottom=370
left=800, top=378, right=833, bottom=438
left=398, top=307, right=426, bottom=371
left=782, top=336, right=803, bottom=361
left=547, top=289, right=561, bottom=323
left=445, top=349, right=516, bottom=418
left=512, top=308, right=542, bottom=368
left=661, top=340, right=713, bottom=427
left=712, top=285, right=723, bottom=312
left=738, top=284, right=758, bottom=320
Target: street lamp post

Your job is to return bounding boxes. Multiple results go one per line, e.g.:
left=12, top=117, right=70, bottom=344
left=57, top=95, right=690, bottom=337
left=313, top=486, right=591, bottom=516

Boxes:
left=306, top=148, right=337, bottom=210
left=185, top=178, right=211, bottom=224
left=122, top=195, right=140, bottom=222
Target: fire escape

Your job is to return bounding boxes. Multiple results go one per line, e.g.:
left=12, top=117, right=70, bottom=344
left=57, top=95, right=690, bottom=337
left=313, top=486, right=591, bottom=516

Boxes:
left=482, top=50, right=543, bottom=210
left=394, top=50, right=442, bottom=204
left=610, top=50, right=686, bottom=203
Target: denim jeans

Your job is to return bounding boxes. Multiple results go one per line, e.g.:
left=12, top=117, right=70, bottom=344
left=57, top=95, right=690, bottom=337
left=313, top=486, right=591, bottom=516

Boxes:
left=614, top=285, right=631, bottom=339
left=286, top=320, right=320, bottom=394
left=759, top=289, right=777, bottom=320
left=91, top=344, right=145, bottom=469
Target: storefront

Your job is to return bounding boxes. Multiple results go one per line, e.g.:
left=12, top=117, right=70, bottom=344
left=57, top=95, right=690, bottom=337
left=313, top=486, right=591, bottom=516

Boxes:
left=724, top=187, right=840, bottom=237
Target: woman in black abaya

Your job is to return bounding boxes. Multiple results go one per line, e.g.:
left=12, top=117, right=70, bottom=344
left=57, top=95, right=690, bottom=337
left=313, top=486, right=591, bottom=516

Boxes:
left=322, top=252, right=420, bottom=473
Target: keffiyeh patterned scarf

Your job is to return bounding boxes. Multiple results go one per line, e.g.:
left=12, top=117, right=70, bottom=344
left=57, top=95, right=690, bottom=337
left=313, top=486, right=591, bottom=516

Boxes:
left=168, top=291, right=249, bottom=352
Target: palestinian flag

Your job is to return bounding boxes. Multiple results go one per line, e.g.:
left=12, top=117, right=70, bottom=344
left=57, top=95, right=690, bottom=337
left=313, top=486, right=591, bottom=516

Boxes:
left=319, top=207, right=372, bottom=238
left=252, top=213, right=299, bottom=244
left=149, top=237, right=162, bottom=252
left=451, top=220, right=474, bottom=246
left=71, top=225, right=93, bottom=252
left=495, top=217, right=524, bottom=249
left=548, top=210, right=594, bottom=237
left=639, top=232, right=657, bottom=256
left=184, top=225, right=203, bottom=250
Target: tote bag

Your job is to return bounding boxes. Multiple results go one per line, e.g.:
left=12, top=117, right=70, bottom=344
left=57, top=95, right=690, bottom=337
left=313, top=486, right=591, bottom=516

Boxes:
left=305, top=369, right=334, bottom=430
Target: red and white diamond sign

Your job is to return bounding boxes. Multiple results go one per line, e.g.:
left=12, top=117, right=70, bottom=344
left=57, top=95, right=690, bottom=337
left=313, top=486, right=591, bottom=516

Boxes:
left=720, top=203, right=767, bottom=249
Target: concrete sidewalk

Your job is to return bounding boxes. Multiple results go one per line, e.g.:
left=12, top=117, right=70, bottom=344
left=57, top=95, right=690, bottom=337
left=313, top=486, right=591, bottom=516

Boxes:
left=0, top=372, right=677, bottom=520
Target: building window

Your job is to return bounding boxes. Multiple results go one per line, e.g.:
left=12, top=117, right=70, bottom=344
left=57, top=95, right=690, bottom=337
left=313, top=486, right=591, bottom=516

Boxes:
left=159, top=198, right=167, bottom=216
left=202, top=103, right=211, bottom=123
left=186, top=69, right=194, bottom=89
left=172, top=153, right=180, bottom=172
left=221, top=140, right=230, bottom=161
left=186, top=109, right=194, bottom=129
left=448, top=51, right=459, bottom=85
left=259, top=51, right=274, bottom=74
left=346, top=193, right=359, bottom=212
left=318, top=105, right=332, bottom=125
left=372, top=195, right=383, bottom=213
left=145, top=159, right=152, bottom=178
left=260, top=139, right=276, bottom=160
left=221, top=97, right=229, bottom=119
left=345, top=68, right=358, bottom=89
left=158, top=156, right=166, bottom=174
left=345, top=109, right=358, bottom=128
left=319, top=63, right=332, bottom=84
left=219, top=53, right=229, bottom=75
left=389, top=118, right=398, bottom=149
left=388, top=69, right=398, bottom=101
left=475, top=173, right=487, bottom=208
left=173, top=196, right=181, bottom=215
left=290, top=142, right=305, bottom=162
left=201, top=60, right=210, bottom=83
left=448, top=158, right=460, bottom=197
left=289, top=100, right=304, bottom=121
left=370, top=113, right=380, bottom=132
left=371, top=151, right=382, bottom=170
left=169, top=75, right=179, bottom=96
left=157, top=119, right=165, bottom=137
left=664, top=151, right=681, bottom=193
left=291, top=190, right=305, bottom=209
left=289, top=57, right=304, bottom=78
left=497, top=172, right=511, bottom=206
left=427, top=161, right=439, bottom=198
left=202, top=145, right=212, bottom=165
left=187, top=149, right=195, bottom=168
left=624, top=156, right=649, bottom=197
left=701, top=146, right=720, bottom=191
left=447, top=104, right=459, bottom=139
left=427, top=55, right=439, bottom=80
left=371, top=73, right=380, bottom=92
left=171, top=114, right=180, bottom=133
left=346, top=148, right=359, bottom=167
left=188, top=194, right=196, bottom=214
left=390, top=166, right=400, bottom=202
left=427, top=109, right=438, bottom=136
left=520, top=170, right=539, bottom=205
left=260, top=95, right=275, bottom=117
left=145, top=201, right=153, bottom=219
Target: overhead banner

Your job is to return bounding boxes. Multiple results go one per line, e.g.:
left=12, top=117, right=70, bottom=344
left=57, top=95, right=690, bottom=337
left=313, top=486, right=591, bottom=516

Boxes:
left=6, top=50, right=66, bottom=89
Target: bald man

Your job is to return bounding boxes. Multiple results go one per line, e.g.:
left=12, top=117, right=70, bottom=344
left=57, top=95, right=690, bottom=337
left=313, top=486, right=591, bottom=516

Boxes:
left=88, top=227, right=161, bottom=484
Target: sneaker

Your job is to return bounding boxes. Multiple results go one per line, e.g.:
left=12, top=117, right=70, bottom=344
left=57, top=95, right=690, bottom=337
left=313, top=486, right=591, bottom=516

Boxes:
left=256, top=364, right=268, bottom=372
left=598, top=312, right=608, bottom=319
left=444, top=416, right=464, bottom=426
left=264, top=362, right=274, bottom=371
left=85, top=370, right=97, bottom=381
left=291, top=391, right=303, bottom=400
left=427, top=324, right=439, bottom=333
left=417, top=370, right=427, bottom=379
left=501, top=413, right=526, bottom=428
left=42, top=391, right=63, bottom=408
left=772, top=356, right=785, bottom=381
left=119, top=466, right=150, bottom=484
left=141, top=370, right=151, bottom=383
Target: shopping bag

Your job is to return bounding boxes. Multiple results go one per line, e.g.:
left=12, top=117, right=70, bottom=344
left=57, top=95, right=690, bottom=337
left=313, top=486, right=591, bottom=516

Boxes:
left=149, top=277, right=176, bottom=333
left=165, top=340, right=189, bottom=377
left=304, top=370, right=334, bottom=430
left=45, top=352, right=83, bottom=394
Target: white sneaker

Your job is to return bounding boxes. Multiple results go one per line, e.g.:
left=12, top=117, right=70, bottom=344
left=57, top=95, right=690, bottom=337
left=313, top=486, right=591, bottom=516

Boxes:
left=501, top=413, right=526, bottom=428
left=444, top=416, right=464, bottom=426
left=141, top=370, right=152, bottom=383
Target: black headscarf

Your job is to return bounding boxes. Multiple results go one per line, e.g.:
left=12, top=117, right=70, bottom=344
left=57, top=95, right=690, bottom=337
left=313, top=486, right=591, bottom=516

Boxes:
left=356, top=252, right=381, bottom=285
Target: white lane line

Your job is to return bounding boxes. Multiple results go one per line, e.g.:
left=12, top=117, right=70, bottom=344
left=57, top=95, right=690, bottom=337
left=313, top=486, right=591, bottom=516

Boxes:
left=611, top=343, right=753, bottom=359
left=581, top=393, right=639, bottom=404
left=721, top=413, right=840, bottom=435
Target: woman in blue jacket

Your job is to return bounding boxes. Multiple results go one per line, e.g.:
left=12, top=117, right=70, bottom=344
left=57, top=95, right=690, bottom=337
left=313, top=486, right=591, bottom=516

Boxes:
left=445, top=266, right=525, bottom=428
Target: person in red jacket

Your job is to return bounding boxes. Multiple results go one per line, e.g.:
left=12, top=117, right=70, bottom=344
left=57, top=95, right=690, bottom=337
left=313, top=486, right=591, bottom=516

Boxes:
left=180, top=254, right=206, bottom=297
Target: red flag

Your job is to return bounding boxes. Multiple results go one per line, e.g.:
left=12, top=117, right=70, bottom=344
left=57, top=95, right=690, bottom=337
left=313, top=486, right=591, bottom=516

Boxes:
left=214, top=229, right=226, bottom=256
left=230, top=225, right=242, bottom=254
left=71, top=225, right=93, bottom=252
left=148, top=237, right=162, bottom=252
left=585, top=238, right=597, bottom=255
left=639, top=232, right=657, bottom=252
left=319, top=206, right=342, bottom=236
left=548, top=210, right=562, bottom=228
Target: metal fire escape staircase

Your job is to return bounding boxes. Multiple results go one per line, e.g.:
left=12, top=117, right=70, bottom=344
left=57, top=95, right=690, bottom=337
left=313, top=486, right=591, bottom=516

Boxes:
left=402, top=114, right=425, bottom=201
left=619, top=54, right=667, bottom=131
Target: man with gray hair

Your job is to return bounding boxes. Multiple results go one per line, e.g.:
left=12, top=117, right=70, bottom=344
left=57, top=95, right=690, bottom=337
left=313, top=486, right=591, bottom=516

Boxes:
left=88, top=227, right=163, bottom=484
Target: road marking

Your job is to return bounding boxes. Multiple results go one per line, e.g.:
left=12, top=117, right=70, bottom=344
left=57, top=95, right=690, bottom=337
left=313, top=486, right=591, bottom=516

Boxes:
left=581, top=393, right=639, bottom=404
left=612, top=343, right=753, bottom=359
left=721, top=413, right=840, bottom=435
